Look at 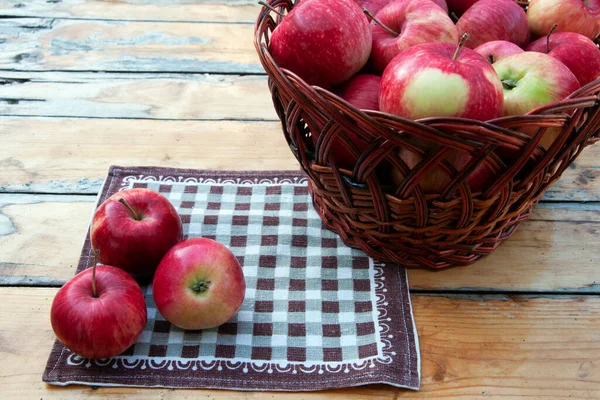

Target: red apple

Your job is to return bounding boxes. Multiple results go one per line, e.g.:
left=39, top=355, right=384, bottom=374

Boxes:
left=379, top=39, right=503, bottom=121
left=356, top=0, right=448, bottom=16
left=493, top=51, right=580, bottom=150
left=446, top=0, right=479, bottom=18
left=526, top=32, right=600, bottom=86
left=368, top=0, right=458, bottom=74
left=474, top=40, right=523, bottom=64
left=311, top=74, right=380, bottom=169
left=493, top=52, right=580, bottom=117
left=90, top=188, right=183, bottom=278
left=527, top=0, right=600, bottom=40
left=268, top=0, right=371, bottom=89
left=51, top=261, right=147, bottom=359
left=456, top=0, right=529, bottom=49
left=152, top=238, right=246, bottom=330
left=394, top=147, right=494, bottom=194
left=334, top=73, right=381, bottom=111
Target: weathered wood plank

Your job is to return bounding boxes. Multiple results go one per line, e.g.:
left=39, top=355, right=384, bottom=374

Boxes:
left=0, top=72, right=276, bottom=120
left=0, top=194, right=94, bottom=285
left=1, top=0, right=259, bottom=23
left=1, top=288, right=598, bottom=398
left=2, top=116, right=600, bottom=200
left=544, top=159, right=600, bottom=200
left=1, top=194, right=599, bottom=292
left=0, top=18, right=261, bottom=73
left=0, top=118, right=299, bottom=194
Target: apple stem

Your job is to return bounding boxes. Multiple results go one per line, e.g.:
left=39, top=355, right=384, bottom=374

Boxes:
left=502, top=78, right=518, bottom=90
left=191, top=280, right=211, bottom=294
left=546, top=23, right=558, bottom=53
left=91, top=249, right=100, bottom=298
left=363, top=8, right=399, bottom=37
left=118, top=198, right=141, bottom=221
left=450, top=11, right=459, bottom=23
left=487, top=54, right=495, bottom=64
left=452, top=33, right=470, bottom=61
left=258, top=1, right=284, bottom=17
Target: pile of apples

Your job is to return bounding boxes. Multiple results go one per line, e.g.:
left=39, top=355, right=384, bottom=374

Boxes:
left=50, top=189, right=246, bottom=359
left=267, top=0, right=600, bottom=193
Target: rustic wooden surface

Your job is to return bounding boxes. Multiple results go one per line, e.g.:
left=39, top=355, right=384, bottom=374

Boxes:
left=1, top=116, right=599, bottom=199
left=1, top=0, right=599, bottom=398
left=0, top=0, right=260, bottom=23
left=2, top=196, right=599, bottom=292
left=2, top=288, right=599, bottom=399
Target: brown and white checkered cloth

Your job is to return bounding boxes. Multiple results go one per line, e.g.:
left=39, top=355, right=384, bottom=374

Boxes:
left=43, top=166, right=420, bottom=391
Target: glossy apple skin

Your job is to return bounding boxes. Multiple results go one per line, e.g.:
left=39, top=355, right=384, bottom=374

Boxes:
left=356, top=0, right=448, bottom=16
left=51, top=265, right=147, bottom=359
left=446, top=0, right=479, bottom=17
left=456, top=0, right=529, bottom=49
left=493, top=52, right=580, bottom=118
left=311, top=74, right=380, bottom=169
left=527, top=0, right=600, bottom=40
left=380, top=43, right=503, bottom=121
left=334, top=74, right=381, bottom=111
left=91, top=189, right=183, bottom=278
left=474, top=40, right=523, bottom=64
left=152, top=238, right=246, bottom=330
left=394, top=147, right=494, bottom=194
left=369, top=0, right=458, bottom=74
left=494, top=52, right=580, bottom=151
left=526, top=32, right=600, bottom=86
left=269, top=0, right=371, bottom=89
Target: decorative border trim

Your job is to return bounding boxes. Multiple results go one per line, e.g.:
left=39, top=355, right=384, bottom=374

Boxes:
left=119, top=174, right=309, bottom=190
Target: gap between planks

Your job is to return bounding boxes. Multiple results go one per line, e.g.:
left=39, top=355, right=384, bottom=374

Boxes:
left=1, top=193, right=599, bottom=293
left=0, top=0, right=261, bottom=24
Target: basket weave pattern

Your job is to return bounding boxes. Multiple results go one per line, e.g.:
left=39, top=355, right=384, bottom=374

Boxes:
left=254, top=0, right=600, bottom=269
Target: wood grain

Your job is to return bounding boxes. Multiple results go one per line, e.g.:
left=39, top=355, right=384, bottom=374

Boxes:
left=2, top=116, right=600, bottom=200
left=1, top=287, right=598, bottom=399
left=0, top=118, right=299, bottom=193
left=1, top=0, right=259, bottom=23
left=0, top=18, right=261, bottom=73
left=0, top=72, right=276, bottom=120
left=0, top=194, right=93, bottom=285
left=1, top=194, right=598, bottom=292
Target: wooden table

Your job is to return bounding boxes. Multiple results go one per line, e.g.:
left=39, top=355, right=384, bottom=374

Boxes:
left=1, top=1, right=599, bottom=398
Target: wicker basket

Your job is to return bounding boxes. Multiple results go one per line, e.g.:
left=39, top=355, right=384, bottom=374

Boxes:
left=254, top=0, right=600, bottom=270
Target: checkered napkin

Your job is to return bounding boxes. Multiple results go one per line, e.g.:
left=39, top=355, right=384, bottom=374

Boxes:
left=43, top=166, right=420, bottom=391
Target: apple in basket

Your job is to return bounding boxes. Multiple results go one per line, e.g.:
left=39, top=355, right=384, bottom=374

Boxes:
left=90, top=188, right=183, bottom=278
left=474, top=40, right=523, bottom=64
left=527, top=0, right=600, bottom=40
left=268, top=0, right=372, bottom=89
left=366, top=0, right=458, bottom=74
left=380, top=36, right=503, bottom=122
left=333, top=73, right=381, bottom=112
left=493, top=51, right=580, bottom=152
left=51, top=251, right=147, bottom=359
left=380, top=36, right=503, bottom=194
left=492, top=52, right=580, bottom=118
left=152, top=238, right=246, bottom=330
left=526, top=31, right=600, bottom=87
left=455, top=0, right=529, bottom=49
